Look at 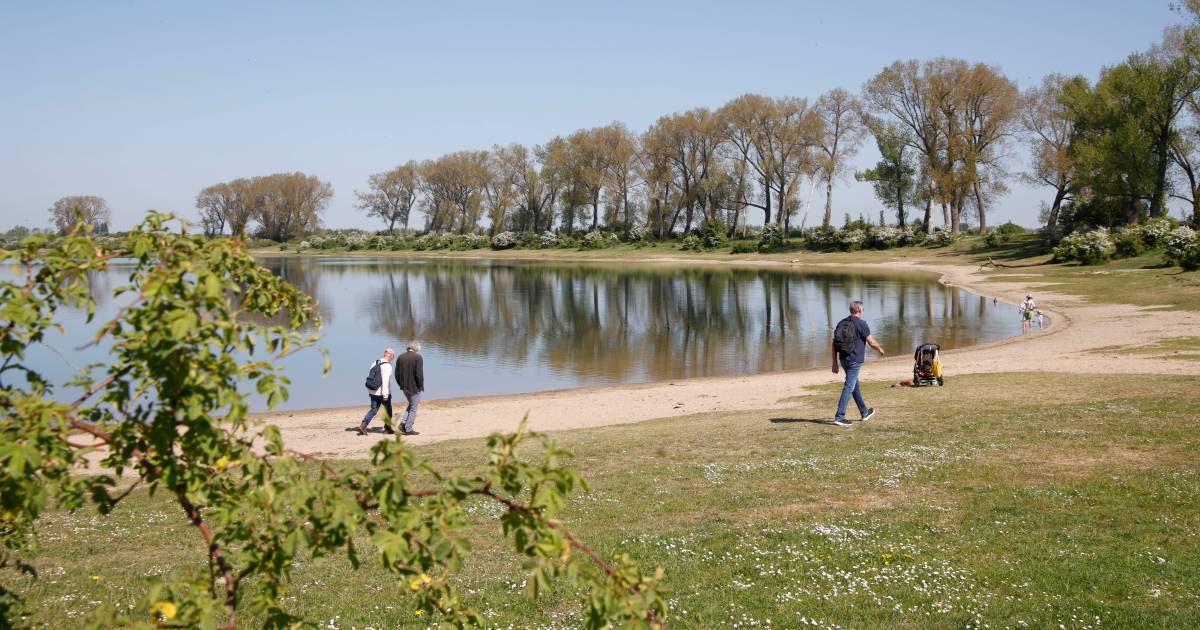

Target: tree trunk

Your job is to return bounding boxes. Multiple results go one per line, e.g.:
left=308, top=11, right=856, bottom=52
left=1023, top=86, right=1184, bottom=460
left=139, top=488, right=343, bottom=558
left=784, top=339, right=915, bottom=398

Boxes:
left=1047, top=187, right=1067, bottom=229
left=922, top=188, right=933, bottom=234
left=822, top=177, right=834, bottom=227
left=1149, top=132, right=1171, bottom=219
left=591, top=190, right=600, bottom=231
left=762, top=176, right=771, bottom=226
left=973, top=181, right=986, bottom=233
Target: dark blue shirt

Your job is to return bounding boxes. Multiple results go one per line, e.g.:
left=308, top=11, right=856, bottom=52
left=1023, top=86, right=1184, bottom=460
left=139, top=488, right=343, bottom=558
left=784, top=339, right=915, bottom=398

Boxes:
left=836, top=315, right=872, bottom=364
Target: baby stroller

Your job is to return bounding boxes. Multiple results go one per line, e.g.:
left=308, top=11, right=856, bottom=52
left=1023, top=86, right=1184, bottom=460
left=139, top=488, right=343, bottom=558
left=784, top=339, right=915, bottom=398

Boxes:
left=912, top=342, right=944, bottom=387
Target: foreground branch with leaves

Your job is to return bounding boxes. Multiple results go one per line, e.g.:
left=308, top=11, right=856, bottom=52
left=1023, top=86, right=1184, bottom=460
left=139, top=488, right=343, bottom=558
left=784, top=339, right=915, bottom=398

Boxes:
left=0, top=213, right=667, bottom=628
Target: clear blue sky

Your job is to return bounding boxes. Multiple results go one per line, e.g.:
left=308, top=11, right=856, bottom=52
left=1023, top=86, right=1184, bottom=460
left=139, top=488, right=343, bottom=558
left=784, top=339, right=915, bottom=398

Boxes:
left=0, top=0, right=1185, bottom=232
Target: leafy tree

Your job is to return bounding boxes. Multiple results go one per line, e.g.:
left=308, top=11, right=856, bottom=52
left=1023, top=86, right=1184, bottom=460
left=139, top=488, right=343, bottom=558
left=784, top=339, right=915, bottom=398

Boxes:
left=356, top=162, right=420, bottom=234
left=48, top=195, right=111, bottom=235
left=1021, top=73, right=1082, bottom=228
left=856, top=122, right=917, bottom=227
left=815, top=88, right=867, bottom=228
left=0, top=213, right=667, bottom=628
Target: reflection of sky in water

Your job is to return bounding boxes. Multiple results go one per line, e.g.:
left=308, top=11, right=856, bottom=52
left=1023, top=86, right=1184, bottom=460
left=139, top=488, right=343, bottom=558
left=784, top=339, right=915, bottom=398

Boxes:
left=12, top=258, right=1023, bottom=412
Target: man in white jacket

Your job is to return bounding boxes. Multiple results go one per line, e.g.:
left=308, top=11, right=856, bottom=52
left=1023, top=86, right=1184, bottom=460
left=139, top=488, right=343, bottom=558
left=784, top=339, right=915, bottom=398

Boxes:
left=358, top=348, right=396, bottom=435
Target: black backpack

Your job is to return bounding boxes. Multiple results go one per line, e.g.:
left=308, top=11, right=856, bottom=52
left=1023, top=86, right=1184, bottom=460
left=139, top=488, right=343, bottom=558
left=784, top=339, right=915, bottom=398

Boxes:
left=833, top=318, right=859, bottom=356
left=364, top=360, right=383, bottom=391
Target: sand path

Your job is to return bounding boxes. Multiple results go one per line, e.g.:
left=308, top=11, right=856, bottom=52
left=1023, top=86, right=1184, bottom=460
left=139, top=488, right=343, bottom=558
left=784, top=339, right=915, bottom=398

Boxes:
left=256, top=258, right=1200, bottom=459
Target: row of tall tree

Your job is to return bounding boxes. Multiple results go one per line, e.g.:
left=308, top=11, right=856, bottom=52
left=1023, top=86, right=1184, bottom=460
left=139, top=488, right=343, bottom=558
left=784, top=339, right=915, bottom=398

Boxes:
left=355, top=64, right=1029, bottom=238
left=356, top=91, right=877, bottom=238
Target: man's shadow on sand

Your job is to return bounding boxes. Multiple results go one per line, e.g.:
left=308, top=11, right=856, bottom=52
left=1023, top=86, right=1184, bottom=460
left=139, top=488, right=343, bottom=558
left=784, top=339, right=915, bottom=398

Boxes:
left=343, top=426, right=393, bottom=434
left=769, top=417, right=838, bottom=426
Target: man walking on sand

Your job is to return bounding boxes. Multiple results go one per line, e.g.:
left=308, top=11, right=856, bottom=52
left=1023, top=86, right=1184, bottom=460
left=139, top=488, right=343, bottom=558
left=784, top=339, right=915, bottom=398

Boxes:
left=831, top=300, right=885, bottom=427
left=358, top=348, right=396, bottom=436
left=394, top=342, right=425, bottom=436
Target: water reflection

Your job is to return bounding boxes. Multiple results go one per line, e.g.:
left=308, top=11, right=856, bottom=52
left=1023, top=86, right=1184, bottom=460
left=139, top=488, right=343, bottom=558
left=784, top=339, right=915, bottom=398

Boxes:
left=10, top=258, right=1019, bottom=411
left=252, top=258, right=1018, bottom=408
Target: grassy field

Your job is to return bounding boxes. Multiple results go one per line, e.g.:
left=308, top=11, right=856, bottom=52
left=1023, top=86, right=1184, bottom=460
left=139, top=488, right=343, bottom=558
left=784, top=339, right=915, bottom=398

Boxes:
left=7, top=371, right=1199, bottom=628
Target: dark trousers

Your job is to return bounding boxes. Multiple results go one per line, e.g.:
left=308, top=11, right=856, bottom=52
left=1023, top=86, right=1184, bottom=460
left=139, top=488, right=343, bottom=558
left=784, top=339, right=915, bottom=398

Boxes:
left=362, top=394, right=392, bottom=426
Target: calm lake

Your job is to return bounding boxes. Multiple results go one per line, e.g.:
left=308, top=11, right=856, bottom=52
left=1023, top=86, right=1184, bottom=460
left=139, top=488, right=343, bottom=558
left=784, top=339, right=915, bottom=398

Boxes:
left=19, top=257, right=1024, bottom=411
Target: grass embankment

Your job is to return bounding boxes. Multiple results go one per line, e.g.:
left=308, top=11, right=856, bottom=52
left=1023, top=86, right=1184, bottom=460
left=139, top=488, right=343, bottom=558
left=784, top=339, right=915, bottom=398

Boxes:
left=9, top=372, right=1199, bottom=628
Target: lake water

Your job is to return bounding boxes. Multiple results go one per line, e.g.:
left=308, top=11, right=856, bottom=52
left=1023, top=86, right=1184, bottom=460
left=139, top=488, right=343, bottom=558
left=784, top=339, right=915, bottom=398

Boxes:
left=14, top=257, right=1023, bottom=411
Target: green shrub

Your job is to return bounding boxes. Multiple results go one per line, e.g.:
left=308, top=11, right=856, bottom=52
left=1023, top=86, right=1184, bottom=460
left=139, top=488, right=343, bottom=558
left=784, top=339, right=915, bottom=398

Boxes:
left=984, top=223, right=1022, bottom=247
left=696, top=218, right=729, bottom=249
left=758, top=223, right=787, bottom=251
left=1112, top=227, right=1147, bottom=259
left=730, top=240, right=757, bottom=254
left=1053, top=228, right=1114, bottom=265
left=676, top=235, right=700, bottom=251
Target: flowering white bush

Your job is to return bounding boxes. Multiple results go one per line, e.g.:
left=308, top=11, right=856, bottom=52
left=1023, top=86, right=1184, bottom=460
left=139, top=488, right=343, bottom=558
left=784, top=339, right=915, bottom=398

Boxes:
left=490, top=231, right=516, bottom=250
left=1141, top=218, right=1177, bottom=247
left=838, top=229, right=866, bottom=251
left=927, top=228, right=956, bottom=247
left=898, top=226, right=924, bottom=246
left=413, top=233, right=449, bottom=251
left=626, top=226, right=649, bottom=243
left=539, top=230, right=559, bottom=248
left=581, top=230, right=616, bottom=249
left=806, top=227, right=838, bottom=249
left=867, top=226, right=902, bottom=249
left=1163, top=226, right=1200, bottom=270
left=1053, top=228, right=1114, bottom=265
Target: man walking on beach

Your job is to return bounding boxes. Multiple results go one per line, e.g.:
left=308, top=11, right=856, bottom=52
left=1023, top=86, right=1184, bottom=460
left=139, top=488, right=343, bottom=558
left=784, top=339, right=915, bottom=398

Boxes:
left=831, top=300, right=885, bottom=427
left=358, top=348, right=396, bottom=435
left=394, top=342, right=425, bottom=436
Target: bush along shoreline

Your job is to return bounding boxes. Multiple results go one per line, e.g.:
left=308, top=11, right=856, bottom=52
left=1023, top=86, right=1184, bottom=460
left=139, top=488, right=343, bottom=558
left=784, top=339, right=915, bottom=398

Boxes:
left=271, top=219, right=976, bottom=257
left=1051, top=217, right=1200, bottom=270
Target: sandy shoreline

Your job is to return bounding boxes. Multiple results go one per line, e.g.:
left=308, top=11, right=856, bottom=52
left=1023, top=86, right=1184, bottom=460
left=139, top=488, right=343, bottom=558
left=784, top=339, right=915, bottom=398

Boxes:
left=253, top=257, right=1200, bottom=459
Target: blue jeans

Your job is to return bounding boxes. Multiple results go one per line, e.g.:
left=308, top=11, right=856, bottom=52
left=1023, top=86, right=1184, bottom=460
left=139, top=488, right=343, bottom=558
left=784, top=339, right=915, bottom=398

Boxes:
left=400, top=391, right=421, bottom=432
left=362, top=394, right=392, bottom=427
left=835, top=359, right=868, bottom=421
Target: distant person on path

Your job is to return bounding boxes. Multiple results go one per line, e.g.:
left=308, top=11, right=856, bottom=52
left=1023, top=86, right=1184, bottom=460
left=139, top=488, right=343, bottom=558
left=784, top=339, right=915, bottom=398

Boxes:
left=1037, top=309, right=1045, bottom=330
left=358, top=348, right=395, bottom=436
left=394, top=342, right=425, bottom=436
left=831, top=301, right=885, bottom=427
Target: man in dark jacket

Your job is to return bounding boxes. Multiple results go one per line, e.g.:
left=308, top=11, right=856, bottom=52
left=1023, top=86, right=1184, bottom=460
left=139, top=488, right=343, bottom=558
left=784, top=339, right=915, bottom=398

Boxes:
left=394, top=342, right=425, bottom=436
left=831, top=300, right=885, bottom=427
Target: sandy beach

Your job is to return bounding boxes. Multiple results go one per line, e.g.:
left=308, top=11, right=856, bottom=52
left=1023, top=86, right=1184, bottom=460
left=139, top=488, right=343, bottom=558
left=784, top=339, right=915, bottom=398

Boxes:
left=254, top=258, right=1200, bottom=459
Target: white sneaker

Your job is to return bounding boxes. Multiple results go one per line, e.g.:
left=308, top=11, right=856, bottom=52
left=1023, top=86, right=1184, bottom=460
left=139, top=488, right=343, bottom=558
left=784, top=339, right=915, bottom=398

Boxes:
left=832, top=419, right=852, bottom=427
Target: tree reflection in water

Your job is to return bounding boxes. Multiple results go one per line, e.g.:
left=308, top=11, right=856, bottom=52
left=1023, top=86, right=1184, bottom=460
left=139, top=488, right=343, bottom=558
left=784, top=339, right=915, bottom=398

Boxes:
left=252, top=258, right=1017, bottom=407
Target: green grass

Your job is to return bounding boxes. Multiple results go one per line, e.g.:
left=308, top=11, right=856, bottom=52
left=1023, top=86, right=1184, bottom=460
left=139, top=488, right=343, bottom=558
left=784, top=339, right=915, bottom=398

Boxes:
left=6, top=372, right=1199, bottom=628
